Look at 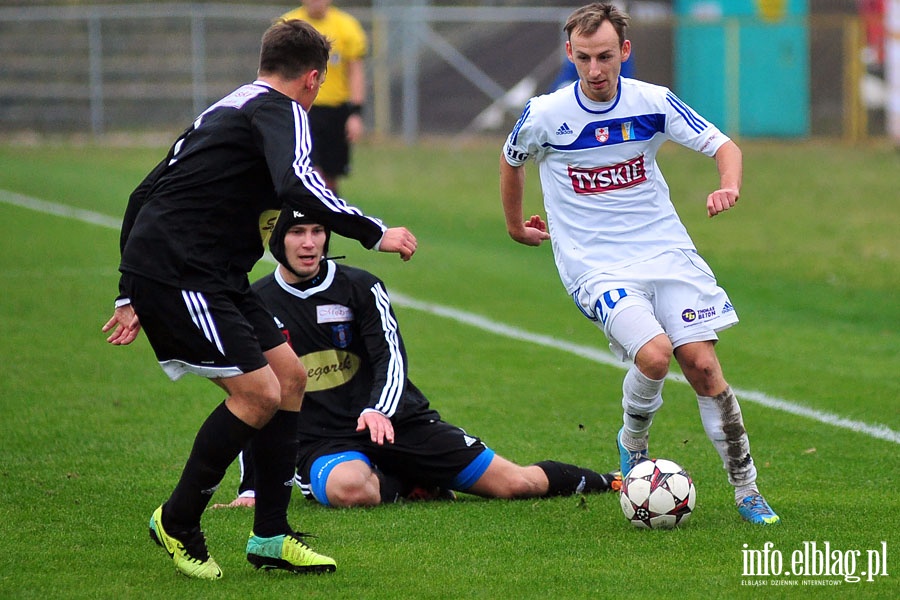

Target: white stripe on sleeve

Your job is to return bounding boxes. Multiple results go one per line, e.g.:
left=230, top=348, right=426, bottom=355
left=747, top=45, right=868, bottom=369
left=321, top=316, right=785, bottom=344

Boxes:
left=371, top=283, right=403, bottom=417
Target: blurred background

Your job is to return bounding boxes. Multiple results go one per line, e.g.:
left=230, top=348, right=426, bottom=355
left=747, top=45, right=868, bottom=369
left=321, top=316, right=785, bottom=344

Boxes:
left=0, top=0, right=896, bottom=144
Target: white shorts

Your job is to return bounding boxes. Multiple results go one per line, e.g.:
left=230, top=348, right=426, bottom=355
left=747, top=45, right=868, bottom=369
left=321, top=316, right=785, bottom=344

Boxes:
left=572, top=249, right=739, bottom=361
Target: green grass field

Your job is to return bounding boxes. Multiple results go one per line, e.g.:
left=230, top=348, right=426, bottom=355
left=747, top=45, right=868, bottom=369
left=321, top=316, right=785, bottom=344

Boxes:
left=0, top=137, right=897, bottom=599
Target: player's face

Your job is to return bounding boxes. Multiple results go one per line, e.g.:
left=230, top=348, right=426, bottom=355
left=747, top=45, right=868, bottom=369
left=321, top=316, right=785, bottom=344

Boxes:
left=302, top=0, right=332, bottom=19
left=566, top=21, right=631, bottom=103
left=282, top=223, right=328, bottom=281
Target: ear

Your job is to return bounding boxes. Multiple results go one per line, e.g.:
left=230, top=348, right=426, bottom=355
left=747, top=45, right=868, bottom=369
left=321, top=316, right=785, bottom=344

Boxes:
left=565, top=40, right=574, bottom=62
left=621, top=39, right=632, bottom=62
left=304, top=69, right=321, bottom=91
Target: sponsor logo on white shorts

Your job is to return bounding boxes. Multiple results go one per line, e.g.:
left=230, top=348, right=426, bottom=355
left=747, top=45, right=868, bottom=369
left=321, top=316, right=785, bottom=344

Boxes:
left=682, top=306, right=716, bottom=323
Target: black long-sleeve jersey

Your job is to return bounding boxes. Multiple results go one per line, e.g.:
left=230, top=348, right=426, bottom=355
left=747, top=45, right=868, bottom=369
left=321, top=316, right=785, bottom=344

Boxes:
left=252, top=260, right=438, bottom=437
left=118, top=81, right=386, bottom=295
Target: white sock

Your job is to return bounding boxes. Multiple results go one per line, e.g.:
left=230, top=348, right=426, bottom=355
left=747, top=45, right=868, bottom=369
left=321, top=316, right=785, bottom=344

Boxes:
left=621, top=365, right=665, bottom=443
left=696, top=386, right=758, bottom=492
left=620, top=429, right=649, bottom=452
left=734, top=484, right=759, bottom=505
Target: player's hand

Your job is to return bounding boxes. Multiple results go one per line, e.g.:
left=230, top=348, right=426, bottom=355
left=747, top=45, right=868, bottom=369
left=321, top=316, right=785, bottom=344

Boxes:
left=378, top=227, right=418, bottom=261
left=102, top=303, right=142, bottom=345
left=509, top=214, right=551, bottom=246
left=357, top=410, right=395, bottom=445
left=345, top=113, right=364, bottom=143
left=210, top=495, right=256, bottom=509
left=707, top=187, right=739, bottom=218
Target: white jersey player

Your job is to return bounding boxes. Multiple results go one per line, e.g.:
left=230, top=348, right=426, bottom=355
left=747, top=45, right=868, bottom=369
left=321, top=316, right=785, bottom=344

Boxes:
left=499, top=2, right=779, bottom=525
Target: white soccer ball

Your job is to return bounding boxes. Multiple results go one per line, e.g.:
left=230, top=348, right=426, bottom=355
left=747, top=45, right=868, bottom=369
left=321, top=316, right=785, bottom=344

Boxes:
left=619, top=458, right=696, bottom=529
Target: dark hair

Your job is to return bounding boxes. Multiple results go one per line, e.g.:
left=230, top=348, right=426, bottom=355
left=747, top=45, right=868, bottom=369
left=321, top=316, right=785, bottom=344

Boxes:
left=258, top=19, right=331, bottom=80
left=564, top=2, right=630, bottom=47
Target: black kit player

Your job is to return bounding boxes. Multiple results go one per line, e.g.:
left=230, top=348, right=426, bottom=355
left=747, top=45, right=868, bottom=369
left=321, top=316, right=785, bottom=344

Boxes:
left=214, top=209, right=621, bottom=510
left=102, top=19, right=416, bottom=580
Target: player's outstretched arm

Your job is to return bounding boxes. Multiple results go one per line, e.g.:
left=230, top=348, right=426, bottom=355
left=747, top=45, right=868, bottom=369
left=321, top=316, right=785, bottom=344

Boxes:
left=708, top=140, right=742, bottom=218
left=377, top=227, right=417, bottom=261
left=102, top=303, right=142, bottom=345
left=500, top=156, right=550, bottom=246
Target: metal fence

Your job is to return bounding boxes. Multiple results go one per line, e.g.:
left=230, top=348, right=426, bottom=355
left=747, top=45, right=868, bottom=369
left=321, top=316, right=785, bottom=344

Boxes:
left=0, top=3, right=876, bottom=141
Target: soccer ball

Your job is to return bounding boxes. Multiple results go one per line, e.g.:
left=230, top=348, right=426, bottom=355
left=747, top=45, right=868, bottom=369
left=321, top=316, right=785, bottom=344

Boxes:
left=619, top=458, right=696, bottom=529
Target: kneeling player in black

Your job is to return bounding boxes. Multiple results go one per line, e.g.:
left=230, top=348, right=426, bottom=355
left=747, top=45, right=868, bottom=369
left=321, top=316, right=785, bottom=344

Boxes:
left=216, top=209, right=621, bottom=509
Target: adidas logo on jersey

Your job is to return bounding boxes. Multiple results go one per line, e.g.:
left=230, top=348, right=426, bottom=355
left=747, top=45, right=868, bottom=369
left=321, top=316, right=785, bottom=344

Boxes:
left=556, top=122, right=574, bottom=135
left=723, top=302, right=735, bottom=313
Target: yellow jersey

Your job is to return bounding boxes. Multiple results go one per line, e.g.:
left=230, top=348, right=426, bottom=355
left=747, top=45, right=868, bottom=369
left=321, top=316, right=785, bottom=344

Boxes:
left=282, top=6, right=368, bottom=107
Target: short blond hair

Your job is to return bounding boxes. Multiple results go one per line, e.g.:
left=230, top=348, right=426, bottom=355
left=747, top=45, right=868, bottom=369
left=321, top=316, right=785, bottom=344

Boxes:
left=564, top=3, right=630, bottom=47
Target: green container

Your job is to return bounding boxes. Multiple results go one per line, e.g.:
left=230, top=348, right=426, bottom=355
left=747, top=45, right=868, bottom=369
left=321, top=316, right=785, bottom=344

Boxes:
left=674, top=0, right=809, bottom=137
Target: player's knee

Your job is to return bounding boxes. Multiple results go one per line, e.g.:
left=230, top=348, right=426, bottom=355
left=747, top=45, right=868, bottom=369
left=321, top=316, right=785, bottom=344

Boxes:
left=327, top=486, right=379, bottom=507
left=281, top=363, right=307, bottom=403
left=635, top=336, right=673, bottom=379
left=685, top=356, right=719, bottom=381
left=232, top=379, right=282, bottom=415
left=325, top=469, right=380, bottom=507
left=676, top=347, right=724, bottom=396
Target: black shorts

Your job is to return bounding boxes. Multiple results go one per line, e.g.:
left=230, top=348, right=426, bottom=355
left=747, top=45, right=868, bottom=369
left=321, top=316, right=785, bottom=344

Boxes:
left=295, top=414, right=495, bottom=505
left=121, top=273, right=285, bottom=380
left=308, top=104, right=351, bottom=178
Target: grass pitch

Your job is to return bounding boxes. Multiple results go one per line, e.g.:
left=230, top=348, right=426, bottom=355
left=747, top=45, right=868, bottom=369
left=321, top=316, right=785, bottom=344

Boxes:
left=0, top=137, right=897, bottom=598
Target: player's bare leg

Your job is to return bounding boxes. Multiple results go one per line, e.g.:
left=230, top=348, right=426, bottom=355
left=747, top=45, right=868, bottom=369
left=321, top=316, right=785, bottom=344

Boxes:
left=324, top=460, right=383, bottom=507
left=675, top=341, right=779, bottom=524
left=467, top=456, right=620, bottom=498
left=617, top=333, right=669, bottom=475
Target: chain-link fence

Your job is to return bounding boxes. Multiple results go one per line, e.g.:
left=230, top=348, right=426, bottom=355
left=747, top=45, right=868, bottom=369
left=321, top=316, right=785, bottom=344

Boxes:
left=0, top=3, right=878, bottom=141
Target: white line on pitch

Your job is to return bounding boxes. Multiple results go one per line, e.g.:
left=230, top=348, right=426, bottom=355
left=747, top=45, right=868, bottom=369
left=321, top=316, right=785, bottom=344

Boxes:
left=3, top=188, right=897, bottom=445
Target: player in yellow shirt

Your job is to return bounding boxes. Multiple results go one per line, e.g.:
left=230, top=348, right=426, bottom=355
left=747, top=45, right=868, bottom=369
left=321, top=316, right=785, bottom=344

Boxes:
left=282, top=1, right=367, bottom=194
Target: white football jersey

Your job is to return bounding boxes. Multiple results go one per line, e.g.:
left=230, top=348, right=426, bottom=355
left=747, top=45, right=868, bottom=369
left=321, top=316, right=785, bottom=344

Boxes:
left=503, top=78, right=730, bottom=293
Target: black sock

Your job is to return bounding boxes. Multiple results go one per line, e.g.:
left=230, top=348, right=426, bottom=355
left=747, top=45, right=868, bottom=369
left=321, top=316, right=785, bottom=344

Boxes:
left=165, top=402, right=256, bottom=533
left=374, top=467, right=408, bottom=504
left=250, top=410, right=299, bottom=537
left=535, top=460, right=614, bottom=496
